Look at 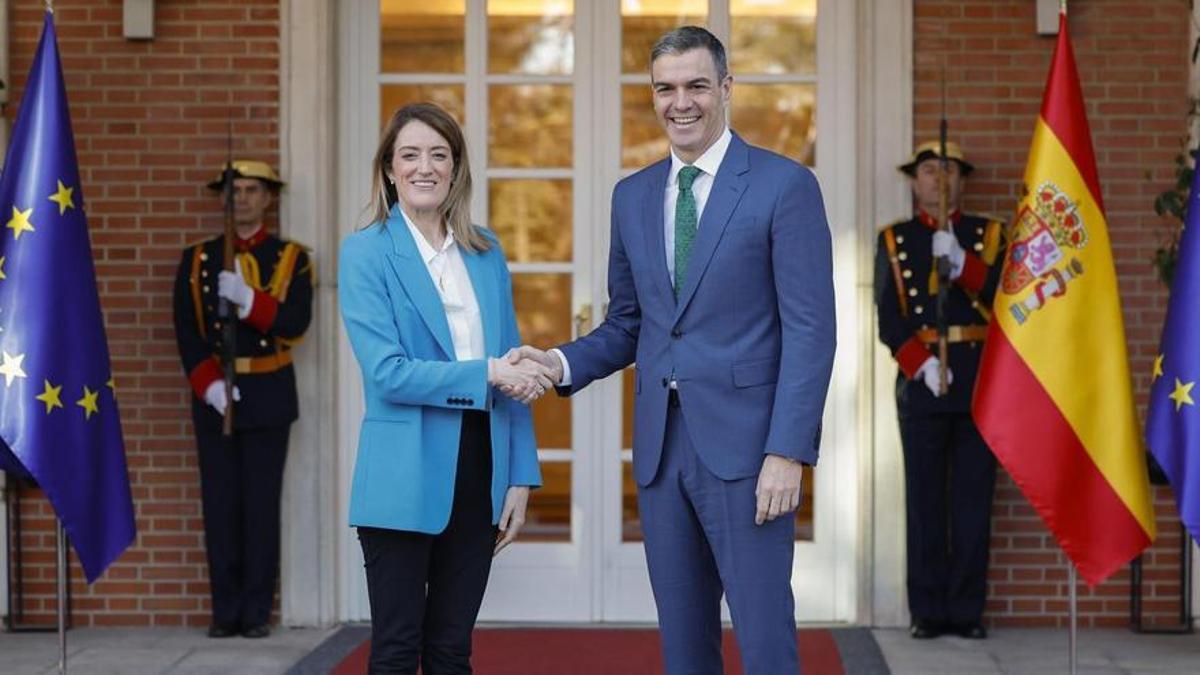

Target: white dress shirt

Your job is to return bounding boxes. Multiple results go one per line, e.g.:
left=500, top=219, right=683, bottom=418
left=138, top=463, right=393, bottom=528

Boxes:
left=664, top=127, right=732, bottom=283
left=403, top=212, right=486, bottom=362
left=553, top=128, right=733, bottom=386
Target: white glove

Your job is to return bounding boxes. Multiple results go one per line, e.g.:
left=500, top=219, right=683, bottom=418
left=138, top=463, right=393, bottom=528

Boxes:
left=203, top=381, right=242, bottom=415
left=217, top=258, right=255, bottom=319
left=932, top=230, right=966, bottom=280
left=916, top=356, right=953, bottom=397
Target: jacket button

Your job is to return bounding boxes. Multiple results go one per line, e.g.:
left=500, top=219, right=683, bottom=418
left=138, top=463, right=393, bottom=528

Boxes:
left=671, top=329, right=681, bottom=339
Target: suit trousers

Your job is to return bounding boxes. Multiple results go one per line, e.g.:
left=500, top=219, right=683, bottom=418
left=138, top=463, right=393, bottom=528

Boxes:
left=639, top=397, right=799, bottom=675
left=899, top=411, right=996, bottom=626
left=358, top=410, right=496, bottom=675
left=193, top=412, right=290, bottom=630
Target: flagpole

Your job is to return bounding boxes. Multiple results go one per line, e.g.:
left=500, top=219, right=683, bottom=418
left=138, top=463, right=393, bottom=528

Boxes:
left=56, top=521, right=67, bottom=674
left=1068, top=563, right=1077, bottom=675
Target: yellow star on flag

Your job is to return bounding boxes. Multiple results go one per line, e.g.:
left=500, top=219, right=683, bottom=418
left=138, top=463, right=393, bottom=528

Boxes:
left=35, top=380, right=63, bottom=414
left=0, top=256, right=6, bottom=281
left=0, top=350, right=27, bottom=387
left=76, top=385, right=99, bottom=420
left=1153, top=354, right=1165, bottom=382
left=6, top=206, right=34, bottom=240
left=106, top=377, right=116, bottom=393
left=48, top=180, right=75, bottom=215
left=1169, top=377, right=1196, bottom=412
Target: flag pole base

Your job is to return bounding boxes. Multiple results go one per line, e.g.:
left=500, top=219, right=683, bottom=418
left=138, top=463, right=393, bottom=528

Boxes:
left=1129, top=532, right=1195, bottom=634
left=1068, top=563, right=1077, bottom=675
left=56, top=520, right=66, bottom=674
left=3, top=476, right=71, bottom=633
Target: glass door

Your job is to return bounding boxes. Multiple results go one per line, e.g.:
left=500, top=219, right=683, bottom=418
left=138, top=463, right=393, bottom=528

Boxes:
left=345, top=0, right=853, bottom=624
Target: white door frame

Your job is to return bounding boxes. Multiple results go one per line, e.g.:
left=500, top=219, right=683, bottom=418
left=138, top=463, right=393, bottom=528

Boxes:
left=279, top=0, right=914, bottom=627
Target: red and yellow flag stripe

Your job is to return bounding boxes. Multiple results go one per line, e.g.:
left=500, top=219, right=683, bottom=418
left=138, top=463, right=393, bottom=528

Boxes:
left=972, top=11, right=1154, bottom=585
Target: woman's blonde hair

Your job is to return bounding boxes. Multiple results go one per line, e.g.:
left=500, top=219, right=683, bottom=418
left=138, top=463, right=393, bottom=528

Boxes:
left=368, top=102, right=489, bottom=252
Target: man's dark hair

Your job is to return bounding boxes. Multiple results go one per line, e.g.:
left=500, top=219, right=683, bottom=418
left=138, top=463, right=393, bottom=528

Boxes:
left=650, top=26, right=728, bottom=82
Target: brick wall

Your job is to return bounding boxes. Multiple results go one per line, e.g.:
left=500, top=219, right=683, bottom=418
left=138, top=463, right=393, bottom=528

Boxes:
left=3, top=0, right=279, bottom=627
left=913, top=0, right=1192, bottom=627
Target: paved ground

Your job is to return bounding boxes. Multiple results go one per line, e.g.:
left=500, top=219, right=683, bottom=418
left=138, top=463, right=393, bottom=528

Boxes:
left=874, top=627, right=1200, bottom=674
left=0, top=626, right=336, bottom=674
left=1, top=624, right=1199, bottom=673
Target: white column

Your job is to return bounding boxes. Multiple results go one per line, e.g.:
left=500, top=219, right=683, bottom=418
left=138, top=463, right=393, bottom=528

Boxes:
left=861, top=0, right=913, bottom=628
left=278, top=0, right=339, bottom=627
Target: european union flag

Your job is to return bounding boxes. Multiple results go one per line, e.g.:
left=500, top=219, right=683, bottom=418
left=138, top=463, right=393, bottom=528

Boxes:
left=1147, top=164, right=1200, bottom=545
left=0, top=12, right=135, bottom=583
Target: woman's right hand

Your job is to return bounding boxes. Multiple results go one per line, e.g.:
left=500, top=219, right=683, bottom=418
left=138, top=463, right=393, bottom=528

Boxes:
left=488, top=357, right=555, bottom=404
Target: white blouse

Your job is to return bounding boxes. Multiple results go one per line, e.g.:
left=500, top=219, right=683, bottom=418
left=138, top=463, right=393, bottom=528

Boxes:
left=402, top=214, right=485, bottom=361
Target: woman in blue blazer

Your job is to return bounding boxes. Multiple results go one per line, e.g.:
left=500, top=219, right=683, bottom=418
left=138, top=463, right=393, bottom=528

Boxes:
left=338, top=103, right=550, bottom=673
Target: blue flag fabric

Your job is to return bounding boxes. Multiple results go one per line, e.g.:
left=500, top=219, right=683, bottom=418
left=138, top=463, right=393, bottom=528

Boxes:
left=1147, top=166, right=1200, bottom=546
left=0, top=12, right=135, bottom=583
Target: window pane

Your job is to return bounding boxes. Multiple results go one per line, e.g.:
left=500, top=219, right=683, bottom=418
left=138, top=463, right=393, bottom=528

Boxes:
left=622, top=367, right=635, bottom=450
left=524, top=461, right=571, bottom=541
left=731, top=83, right=816, bottom=166
left=622, top=461, right=642, bottom=541
left=796, top=466, right=814, bottom=541
left=511, top=273, right=572, bottom=450
left=489, top=179, right=572, bottom=263
left=380, top=85, right=466, bottom=130
left=380, top=0, right=465, bottom=74
left=621, top=84, right=668, bottom=169
left=730, top=0, right=816, bottom=75
left=488, top=0, right=574, bottom=75
left=621, top=0, right=708, bottom=74
left=489, top=85, right=573, bottom=168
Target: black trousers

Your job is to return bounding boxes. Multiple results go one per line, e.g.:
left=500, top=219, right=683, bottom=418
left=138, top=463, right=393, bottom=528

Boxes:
left=193, top=412, right=290, bottom=630
left=359, top=410, right=496, bottom=675
left=900, top=411, right=996, bottom=626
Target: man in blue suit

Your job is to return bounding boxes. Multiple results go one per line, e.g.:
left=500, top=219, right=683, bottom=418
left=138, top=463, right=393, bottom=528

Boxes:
left=511, top=26, right=835, bottom=674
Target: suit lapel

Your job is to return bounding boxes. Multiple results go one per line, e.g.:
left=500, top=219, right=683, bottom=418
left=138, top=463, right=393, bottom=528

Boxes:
left=383, top=208, right=456, bottom=360
left=461, top=246, right=500, bottom=357
left=673, top=134, right=750, bottom=324
left=640, top=160, right=673, bottom=303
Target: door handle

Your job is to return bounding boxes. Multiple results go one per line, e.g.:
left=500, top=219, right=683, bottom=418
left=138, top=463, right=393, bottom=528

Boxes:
left=574, top=303, right=593, bottom=337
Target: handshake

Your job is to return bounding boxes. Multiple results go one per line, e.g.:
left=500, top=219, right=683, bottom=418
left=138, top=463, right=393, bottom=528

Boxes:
left=487, top=346, right=564, bottom=405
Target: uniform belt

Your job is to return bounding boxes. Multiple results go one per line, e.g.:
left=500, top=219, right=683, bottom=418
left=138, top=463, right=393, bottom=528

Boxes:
left=219, top=351, right=293, bottom=375
left=916, top=325, right=989, bottom=344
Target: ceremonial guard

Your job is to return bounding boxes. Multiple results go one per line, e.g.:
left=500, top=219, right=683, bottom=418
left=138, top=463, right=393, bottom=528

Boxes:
left=875, top=141, right=1004, bottom=640
left=172, top=160, right=314, bottom=639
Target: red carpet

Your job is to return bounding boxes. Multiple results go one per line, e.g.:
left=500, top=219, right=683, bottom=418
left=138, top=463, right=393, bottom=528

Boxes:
left=330, top=628, right=846, bottom=675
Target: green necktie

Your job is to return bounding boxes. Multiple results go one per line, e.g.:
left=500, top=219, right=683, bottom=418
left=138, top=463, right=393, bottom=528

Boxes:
left=674, top=165, right=702, bottom=299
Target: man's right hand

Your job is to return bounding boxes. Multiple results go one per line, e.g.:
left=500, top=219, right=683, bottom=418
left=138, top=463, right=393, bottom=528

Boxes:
left=203, top=381, right=242, bottom=415
left=489, top=352, right=556, bottom=405
left=506, top=345, right=563, bottom=383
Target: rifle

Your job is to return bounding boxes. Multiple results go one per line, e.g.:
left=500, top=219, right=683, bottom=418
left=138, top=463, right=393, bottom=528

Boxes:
left=935, top=74, right=951, bottom=396
left=219, top=118, right=237, bottom=435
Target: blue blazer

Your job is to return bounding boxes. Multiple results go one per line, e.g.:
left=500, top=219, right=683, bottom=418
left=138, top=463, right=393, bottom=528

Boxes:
left=558, top=133, right=836, bottom=484
left=338, top=206, right=541, bottom=533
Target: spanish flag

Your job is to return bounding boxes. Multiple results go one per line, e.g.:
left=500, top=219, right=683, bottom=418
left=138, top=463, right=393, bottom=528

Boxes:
left=972, top=9, right=1155, bottom=585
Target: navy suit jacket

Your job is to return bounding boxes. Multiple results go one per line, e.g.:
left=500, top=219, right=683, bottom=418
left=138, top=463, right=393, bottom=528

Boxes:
left=558, top=133, right=836, bottom=485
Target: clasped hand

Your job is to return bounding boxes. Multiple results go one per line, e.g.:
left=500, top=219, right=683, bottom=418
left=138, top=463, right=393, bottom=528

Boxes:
left=488, top=345, right=562, bottom=405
